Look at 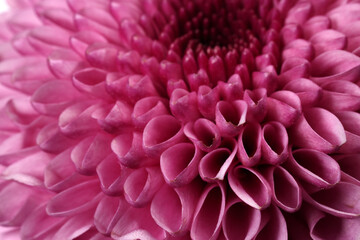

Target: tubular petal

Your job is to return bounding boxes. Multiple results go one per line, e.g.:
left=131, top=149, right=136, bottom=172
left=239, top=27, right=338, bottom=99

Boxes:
left=261, top=122, right=288, bottom=165
left=237, top=122, right=262, bottom=167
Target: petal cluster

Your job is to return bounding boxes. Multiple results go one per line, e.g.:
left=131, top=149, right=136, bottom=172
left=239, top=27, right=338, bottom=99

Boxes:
left=1, top=0, right=360, bottom=239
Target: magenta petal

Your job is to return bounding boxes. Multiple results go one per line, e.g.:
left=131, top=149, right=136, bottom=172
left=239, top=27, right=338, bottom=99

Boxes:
left=197, top=85, right=220, bottom=120
left=70, top=31, right=107, bottom=58
left=287, top=149, right=340, bottom=189
left=187, top=69, right=210, bottom=92
left=46, top=180, right=101, bottom=217
left=262, top=166, right=302, bottom=212
left=131, top=96, right=169, bottom=129
left=170, top=89, right=201, bottom=123
left=112, top=132, right=155, bottom=168
left=310, top=29, right=346, bottom=56
left=229, top=166, right=271, bottom=209
left=318, top=81, right=360, bottom=112
left=254, top=205, right=288, bottom=240
left=85, top=43, right=119, bottom=71
left=237, top=122, right=262, bottom=167
left=111, top=201, right=166, bottom=240
left=336, top=154, right=360, bottom=186
left=94, top=196, right=125, bottom=236
left=243, top=88, right=267, bottom=122
left=336, top=111, right=360, bottom=153
left=143, top=115, right=186, bottom=158
left=279, top=57, right=310, bottom=86
left=283, top=78, right=322, bottom=108
left=71, top=133, right=112, bottom=175
left=190, top=183, right=226, bottom=240
left=151, top=180, right=202, bottom=236
left=160, top=143, right=202, bottom=187
left=124, top=167, right=163, bottom=207
left=96, top=154, right=129, bottom=196
left=290, top=108, right=346, bottom=153
left=266, top=90, right=301, bottom=128
left=44, top=149, right=92, bottom=193
left=222, top=198, right=261, bottom=240
left=282, top=39, right=314, bottom=61
left=184, top=118, right=221, bottom=152
left=31, top=80, right=80, bottom=116
left=199, top=138, right=237, bottom=182
left=303, top=182, right=360, bottom=217
left=218, top=74, right=244, bottom=101
left=303, top=16, right=330, bottom=39
left=261, top=122, right=288, bottom=165
left=215, top=100, right=247, bottom=136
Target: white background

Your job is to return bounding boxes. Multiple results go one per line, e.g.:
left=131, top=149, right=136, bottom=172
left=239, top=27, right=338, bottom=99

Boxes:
left=0, top=0, right=9, bottom=13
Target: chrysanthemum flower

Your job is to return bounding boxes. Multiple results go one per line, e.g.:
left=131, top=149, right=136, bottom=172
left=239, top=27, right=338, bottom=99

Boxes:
left=1, top=0, right=360, bottom=239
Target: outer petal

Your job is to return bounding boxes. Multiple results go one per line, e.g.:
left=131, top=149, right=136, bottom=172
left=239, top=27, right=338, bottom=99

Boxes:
left=261, top=122, right=288, bottom=165
left=254, top=205, right=288, bottom=240
left=190, top=182, right=226, bottom=240
left=215, top=100, right=247, bottom=136
left=237, top=122, right=262, bottom=167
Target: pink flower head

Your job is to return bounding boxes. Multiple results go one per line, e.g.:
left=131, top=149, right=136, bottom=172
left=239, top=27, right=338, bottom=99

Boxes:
left=1, top=0, right=360, bottom=239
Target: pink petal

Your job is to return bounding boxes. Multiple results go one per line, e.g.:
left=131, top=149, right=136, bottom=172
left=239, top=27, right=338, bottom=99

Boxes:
left=237, top=122, right=262, bottom=167
left=143, top=115, right=186, bottom=158
left=112, top=131, right=158, bottom=168
left=184, top=118, right=221, bottom=152
left=310, top=29, right=346, bottom=56
left=124, top=167, right=163, bottom=207
left=218, top=74, right=244, bottom=101
left=282, top=39, right=314, bottom=61
left=279, top=58, right=310, bottom=86
left=228, top=166, right=271, bottom=209
left=96, top=154, right=129, bottom=195
left=286, top=149, right=340, bottom=189
left=303, top=182, right=360, bottom=217
left=190, top=183, right=226, bottom=240
left=131, top=96, right=169, bottom=129
left=151, top=180, right=202, bottom=236
left=335, top=154, right=360, bottom=186
left=261, top=122, right=288, bottom=165
left=222, top=198, right=261, bottom=240
left=170, top=89, right=201, bottom=123
left=85, top=43, right=119, bottom=71
left=70, top=31, right=107, bottom=58
left=318, top=81, right=360, bottom=112
left=254, top=205, right=288, bottom=240
left=283, top=78, right=322, bottom=108
left=243, top=88, right=267, bottom=123
left=215, top=100, right=247, bottom=136
left=303, top=16, right=331, bottom=39
left=187, top=69, right=210, bottom=92
left=197, top=85, right=220, bottom=120
left=262, top=166, right=302, bottom=212
left=266, top=90, right=301, bottom=128
left=46, top=180, right=101, bottom=217
left=160, top=143, right=202, bottom=187
left=71, top=133, right=112, bottom=175
left=290, top=108, right=346, bottom=153
left=44, top=149, right=93, bottom=192
left=199, top=138, right=237, bottom=182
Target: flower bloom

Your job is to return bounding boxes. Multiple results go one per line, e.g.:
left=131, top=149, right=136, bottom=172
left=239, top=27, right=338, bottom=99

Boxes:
left=1, top=0, right=360, bottom=239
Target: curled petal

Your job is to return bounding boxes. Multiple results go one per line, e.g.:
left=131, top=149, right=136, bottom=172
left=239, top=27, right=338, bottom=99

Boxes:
left=170, top=89, right=201, bottom=123
left=283, top=78, right=322, bottom=108
left=197, top=85, right=220, bottom=120
left=143, top=115, right=186, bottom=158
left=229, top=166, right=271, bottom=209
left=318, top=81, right=360, bottom=112
left=243, top=88, right=267, bottom=122
left=59, top=101, right=100, bottom=137
left=160, top=143, right=202, bottom=187
left=215, top=100, right=247, bottom=137
left=184, top=118, right=221, bottom=152
left=310, top=29, right=346, bottom=56
left=47, top=180, right=101, bottom=217
left=72, top=68, right=112, bottom=100
left=222, top=198, right=261, bottom=240
left=112, top=131, right=156, bottom=168
left=218, top=74, right=244, bottom=101
left=286, top=149, right=341, bottom=189
left=266, top=90, right=301, bottom=128
left=124, top=167, right=163, bottom=207
left=131, top=96, right=169, bottom=129
left=290, top=108, right=346, bottom=153
left=199, top=138, right=237, bottom=182
left=85, top=43, right=119, bottom=71
left=96, top=154, right=129, bottom=196
left=71, top=133, right=112, bottom=175
left=279, top=57, right=310, bottom=86
left=261, top=122, right=288, bottom=165
left=303, top=182, right=360, bottom=217
left=282, top=39, right=314, bottom=61
left=151, top=180, right=202, bottom=236
left=237, top=122, right=262, bottom=167
left=191, top=182, right=226, bottom=240
left=70, top=31, right=107, bottom=58
left=262, top=166, right=302, bottom=212
left=303, top=16, right=330, bottom=39
left=187, top=69, right=210, bottom=92
left=336, top=154, right=360, bottom=186
left=44, top=149, right=92, bottom=192
left=336, top=111, right=360, bottom=153
left=254, top=205, right=288, bottom=240
left=31, top=80, right=80, bottom=116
